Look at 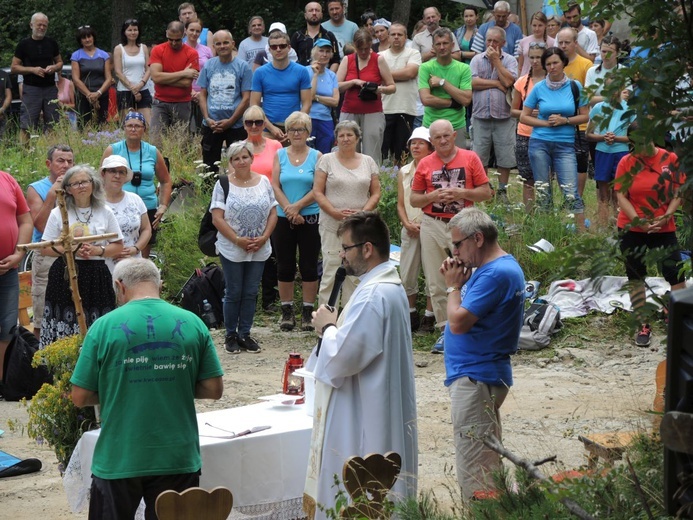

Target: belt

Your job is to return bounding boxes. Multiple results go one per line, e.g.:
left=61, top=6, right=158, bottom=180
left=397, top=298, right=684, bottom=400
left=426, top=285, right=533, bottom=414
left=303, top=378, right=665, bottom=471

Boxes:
left=425, top=214, right=451, bottom=223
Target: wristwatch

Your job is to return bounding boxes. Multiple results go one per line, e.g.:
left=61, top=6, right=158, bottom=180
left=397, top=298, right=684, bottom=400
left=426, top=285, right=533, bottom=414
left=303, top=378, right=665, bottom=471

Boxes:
left=439, top=78, right=446, bottom=87
left=446, top=286, right=461, bottom=294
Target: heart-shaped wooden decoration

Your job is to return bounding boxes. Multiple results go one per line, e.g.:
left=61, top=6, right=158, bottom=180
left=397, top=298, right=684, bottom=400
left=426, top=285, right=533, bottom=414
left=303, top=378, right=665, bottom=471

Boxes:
left=340, top=451, right=402, bottom=519
left=155, top=486, right=233, bottom=520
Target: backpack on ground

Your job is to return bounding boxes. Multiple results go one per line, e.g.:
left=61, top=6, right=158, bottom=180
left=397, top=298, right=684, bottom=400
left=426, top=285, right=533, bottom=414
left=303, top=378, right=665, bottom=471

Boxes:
left=198, top=175, right=229, bottom=257
left=177, top=263, right=225, bottom=327
left=518, top=300, right=563, bottom=351
left=2, top=325, right=53, bottom=401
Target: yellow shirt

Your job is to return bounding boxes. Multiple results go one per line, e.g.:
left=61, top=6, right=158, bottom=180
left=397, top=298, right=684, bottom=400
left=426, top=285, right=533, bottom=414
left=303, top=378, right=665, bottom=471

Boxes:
left=565, top=55, right=593, bottom=131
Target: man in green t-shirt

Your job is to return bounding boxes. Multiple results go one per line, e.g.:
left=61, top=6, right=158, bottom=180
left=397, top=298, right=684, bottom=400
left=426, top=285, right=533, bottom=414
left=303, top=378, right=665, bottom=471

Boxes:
left=418, top=27, right=472, bottom=149
left=71, top=258, right=224, bottom=520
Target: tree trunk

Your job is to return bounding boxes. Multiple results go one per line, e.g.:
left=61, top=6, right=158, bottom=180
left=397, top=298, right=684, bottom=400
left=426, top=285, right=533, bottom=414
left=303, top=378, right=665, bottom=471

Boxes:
left=391, top=0, right=412, bottom=26
left=111, top=0, right=136, bottom=49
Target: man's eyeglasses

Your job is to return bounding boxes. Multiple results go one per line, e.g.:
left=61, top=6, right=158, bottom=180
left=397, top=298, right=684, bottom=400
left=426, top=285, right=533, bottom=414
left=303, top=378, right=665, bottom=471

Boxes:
left=452, top=235, right=474, bottom=250
left=66, top=179, right=93, bottom=189
left=340, top=242, right=366, bottom=253
left=244, top=119, right=265, bottom=127
left=529, top=41, right=547, bottom=49
left=269, top=43, right=289, bottom=51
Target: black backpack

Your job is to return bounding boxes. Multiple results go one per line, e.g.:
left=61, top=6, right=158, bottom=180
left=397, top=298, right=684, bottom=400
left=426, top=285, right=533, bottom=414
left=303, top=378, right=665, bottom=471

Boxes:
left=198, top=175, right=229, bottom=257
left=178, top=264, right=225, bottom=326
left=2, top=326, right=53, bottom=401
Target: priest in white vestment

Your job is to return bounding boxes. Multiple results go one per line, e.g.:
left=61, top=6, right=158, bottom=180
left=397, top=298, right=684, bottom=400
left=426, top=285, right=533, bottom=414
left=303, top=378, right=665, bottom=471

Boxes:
left=304, top=211, right=418, bottom=519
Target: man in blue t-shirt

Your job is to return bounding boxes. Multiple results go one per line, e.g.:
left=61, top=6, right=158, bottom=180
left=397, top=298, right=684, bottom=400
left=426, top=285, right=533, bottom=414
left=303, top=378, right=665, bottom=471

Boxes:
left=250, top=31, right=312, bottom=142
left=440, top=207, right=524, bottom=501
left=198, top=30, right=253, bottom=174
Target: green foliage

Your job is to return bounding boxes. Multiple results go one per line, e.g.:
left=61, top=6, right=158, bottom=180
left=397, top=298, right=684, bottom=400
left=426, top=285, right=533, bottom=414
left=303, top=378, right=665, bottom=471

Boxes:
left=25, top=335, right=97, bottom=472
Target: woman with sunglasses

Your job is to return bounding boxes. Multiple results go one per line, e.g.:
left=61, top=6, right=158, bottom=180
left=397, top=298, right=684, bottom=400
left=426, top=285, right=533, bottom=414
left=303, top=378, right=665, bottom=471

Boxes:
left=100, top=155, right=152, bottom=272
left=39, top=165, right=124, bottom=348
left=271, top=111, right=322, bottom=331
left=71, top=26, right=113, bottom=128
left=337, top=28, right=395, bottom=166
left=517, top=13, right=555, bottom=76
left=238, top=105, right=282, bottom=311
left=114, top=19, right=152, bottom=126
left=511, top=41, right=546, bottom=209
left=212, top=141, right=278, bottom=353
left=313, top=120, right=380, bottom=308
left=101, top=111, right=171, bottom=258
left=520, top=48, right=588, bottom=229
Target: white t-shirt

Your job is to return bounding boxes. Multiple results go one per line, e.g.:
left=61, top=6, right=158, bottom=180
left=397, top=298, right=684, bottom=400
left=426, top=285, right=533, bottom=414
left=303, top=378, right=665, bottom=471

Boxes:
left=380, top=47, right=422, bottom=116
left=577, top=26, right=600, bottom=57
left=105, top=191, right=147, bottom=271
left=42, top=204, right=123, bottom=261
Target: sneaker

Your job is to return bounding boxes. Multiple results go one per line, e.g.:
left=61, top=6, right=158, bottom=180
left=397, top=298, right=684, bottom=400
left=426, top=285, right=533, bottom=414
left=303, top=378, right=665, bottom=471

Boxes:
left=431, top=333, right=445, bottom=354
left=224, top=335, right=241, bottom=354
left=301, top=305, right=315, bottom=331
left=419, top=315, right=435, bottom=334
left=635, top=324, right=652, bottom=347
left=280, top=304, right=295, bottom=331
left=238, top=335, right=261, bottom=353
left=409, top=311, right=421, bottom=332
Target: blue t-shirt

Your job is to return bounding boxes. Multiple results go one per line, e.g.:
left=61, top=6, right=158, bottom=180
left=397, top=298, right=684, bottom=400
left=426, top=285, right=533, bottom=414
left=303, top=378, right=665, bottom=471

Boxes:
left=251, top=61, right=311, bottom=124
left=306, top=66, right=338, bottom=121
left=111, top=140, right=160, bottom=210
left=524, top=79, right=588, bottom=143
left=29, top=177, right=52, bottom=243
left=589, top=100, right=634, bottom=154
left=276, top=148, right=320, bottom=217
left=444, top=255, right=525, bottom=387
left=197, top=57, right=252, bottom=128
left=70, top=48, right=110, bottom=91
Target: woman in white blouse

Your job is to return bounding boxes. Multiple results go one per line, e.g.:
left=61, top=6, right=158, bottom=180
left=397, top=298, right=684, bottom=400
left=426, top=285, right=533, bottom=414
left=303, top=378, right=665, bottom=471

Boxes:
left=211, top=141, right=278, bottom=354
left=313, top=120, right=380, bottom=308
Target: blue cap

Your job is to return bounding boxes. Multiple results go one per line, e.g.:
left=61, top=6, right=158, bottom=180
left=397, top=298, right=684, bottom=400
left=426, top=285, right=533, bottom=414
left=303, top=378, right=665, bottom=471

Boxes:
left=313, top=38, right=332, bottom=48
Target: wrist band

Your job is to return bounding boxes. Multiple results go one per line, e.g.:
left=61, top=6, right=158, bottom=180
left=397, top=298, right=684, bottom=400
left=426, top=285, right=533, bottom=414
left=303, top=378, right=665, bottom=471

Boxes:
left=321, top=323, right=336, bottom=335
left=100, top=245, right=106, bottom=256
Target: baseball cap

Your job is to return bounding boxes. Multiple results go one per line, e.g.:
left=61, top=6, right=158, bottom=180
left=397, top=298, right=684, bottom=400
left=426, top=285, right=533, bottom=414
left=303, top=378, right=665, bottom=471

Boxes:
left=313, top=38, right=332, bottom=48
left=268, top=22, right=287, bottom=34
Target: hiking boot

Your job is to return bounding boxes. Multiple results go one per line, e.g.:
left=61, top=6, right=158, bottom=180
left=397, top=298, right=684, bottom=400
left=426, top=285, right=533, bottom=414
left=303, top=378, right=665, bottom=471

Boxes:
left=635, top=324, right=651, bottom=347
left=224, top=335, right=241, bottom=354
left=280, top=304, right=295, bottom=331
left=419, top=315, right=435, bottom=334
left=238, top=335, right=261, bottom=353
left=301, top=305, right=315, bottom=331
left=431, top=333, right=445, bottom=354
left=410, top=311, right=421, bottom=332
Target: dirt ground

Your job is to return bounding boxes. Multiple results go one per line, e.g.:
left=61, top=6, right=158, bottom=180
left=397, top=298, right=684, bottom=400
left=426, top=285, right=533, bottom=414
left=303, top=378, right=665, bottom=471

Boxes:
left=0, top=315, right=665, bottom=519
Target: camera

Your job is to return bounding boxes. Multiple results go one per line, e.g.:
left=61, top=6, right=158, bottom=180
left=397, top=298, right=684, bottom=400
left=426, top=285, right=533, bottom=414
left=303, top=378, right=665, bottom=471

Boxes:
left=131, top=171, right=142, bottom=187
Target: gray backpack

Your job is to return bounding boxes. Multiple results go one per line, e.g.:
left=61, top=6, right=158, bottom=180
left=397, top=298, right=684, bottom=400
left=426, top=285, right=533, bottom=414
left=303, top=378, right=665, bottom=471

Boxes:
left=518, top=301, right=562, bottom=351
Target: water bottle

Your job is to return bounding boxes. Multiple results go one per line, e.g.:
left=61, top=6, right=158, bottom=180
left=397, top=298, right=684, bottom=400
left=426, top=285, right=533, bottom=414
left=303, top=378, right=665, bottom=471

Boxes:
left=201, top=299, right=217, bottom=329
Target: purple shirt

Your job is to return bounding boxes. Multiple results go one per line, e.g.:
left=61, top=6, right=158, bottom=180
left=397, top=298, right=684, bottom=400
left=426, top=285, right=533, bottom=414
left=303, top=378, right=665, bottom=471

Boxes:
left=470, top=50, right=518, bottom=120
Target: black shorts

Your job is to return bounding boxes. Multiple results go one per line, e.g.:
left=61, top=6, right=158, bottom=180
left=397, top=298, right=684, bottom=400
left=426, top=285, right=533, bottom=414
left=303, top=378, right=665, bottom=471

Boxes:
left=117, top=89, right=153, bottom=110
left=574, top=130, right=589, bottom=173
left=147, top=208, right=159, bottom=245
left=619, top=230, right=685, bottom=286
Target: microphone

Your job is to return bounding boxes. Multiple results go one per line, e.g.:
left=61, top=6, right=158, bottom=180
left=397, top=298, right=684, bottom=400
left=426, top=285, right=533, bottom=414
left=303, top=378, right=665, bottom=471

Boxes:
left=316, top=266, right=347, bottom=356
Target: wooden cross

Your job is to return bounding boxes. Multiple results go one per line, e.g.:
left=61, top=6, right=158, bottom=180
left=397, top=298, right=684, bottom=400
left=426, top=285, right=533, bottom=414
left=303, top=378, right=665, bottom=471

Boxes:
left=16, top=189, right=118, bottom=338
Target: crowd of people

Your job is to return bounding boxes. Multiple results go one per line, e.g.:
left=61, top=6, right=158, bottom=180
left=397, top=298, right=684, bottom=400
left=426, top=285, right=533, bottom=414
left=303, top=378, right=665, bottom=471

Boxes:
left=0, top=1, right=689, bottom=518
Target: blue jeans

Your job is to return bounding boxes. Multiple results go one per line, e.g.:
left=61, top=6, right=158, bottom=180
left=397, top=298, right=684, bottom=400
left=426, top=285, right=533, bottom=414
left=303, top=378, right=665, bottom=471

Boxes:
left=219, top=256, right=264, bottom=338
left=0, top=268, right=19, bottom=341
left=528, top=138, right=585, bottom=213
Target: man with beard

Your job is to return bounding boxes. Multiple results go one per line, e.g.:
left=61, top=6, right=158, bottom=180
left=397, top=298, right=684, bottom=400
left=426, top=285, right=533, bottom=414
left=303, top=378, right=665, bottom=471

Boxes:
left=290, top=2, right=340, bottom=70
left=11, top=12, right=63, bottom=145
left=304, top=211, right=418, bottom=519
left=322, top=0, right=358, bottom=58
left=413, top=7, right=461, bottom=62
left=564, top=3, right=599, bottom=61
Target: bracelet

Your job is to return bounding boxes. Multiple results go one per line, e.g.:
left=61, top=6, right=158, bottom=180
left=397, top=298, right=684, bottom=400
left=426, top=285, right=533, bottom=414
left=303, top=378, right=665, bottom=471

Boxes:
left=97, top=90, right=102, bottom=96
left=99, top=245, right=106, bottom=257
left=134, top=245, right=141, bottom=253
left=321, top=323, right=336, bottom=335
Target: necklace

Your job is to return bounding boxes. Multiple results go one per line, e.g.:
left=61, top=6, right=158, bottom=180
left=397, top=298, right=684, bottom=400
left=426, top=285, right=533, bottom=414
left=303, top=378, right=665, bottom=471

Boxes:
left=74, top=207, right=93, bottom=224
left=233, top=174, right=251, bottom=185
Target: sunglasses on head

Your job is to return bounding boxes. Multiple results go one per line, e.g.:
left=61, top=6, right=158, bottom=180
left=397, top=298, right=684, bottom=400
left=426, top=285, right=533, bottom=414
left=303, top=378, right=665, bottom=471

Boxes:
left=529, top=41, right=547, bottom=49
left=244, top=119, right=264, bottom=127
left=269, top=43, right=289, bottom=51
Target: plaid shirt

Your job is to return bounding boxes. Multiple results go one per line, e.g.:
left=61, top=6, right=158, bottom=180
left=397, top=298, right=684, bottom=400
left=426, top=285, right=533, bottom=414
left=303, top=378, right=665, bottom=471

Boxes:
left=470, top=51, right=517, bottom=120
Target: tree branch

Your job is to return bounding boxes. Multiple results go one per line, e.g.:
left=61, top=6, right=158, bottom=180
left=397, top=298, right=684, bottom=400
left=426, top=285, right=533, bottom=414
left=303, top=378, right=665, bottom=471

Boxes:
left=482, top=433, right=596, bottom=520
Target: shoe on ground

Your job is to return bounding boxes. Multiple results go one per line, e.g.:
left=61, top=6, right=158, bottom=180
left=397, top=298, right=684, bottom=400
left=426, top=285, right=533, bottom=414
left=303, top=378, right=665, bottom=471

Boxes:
left=410, top=311, right=421, bottom=332
left=280, top=304, right=295, bottom=331
left=635, top=324, right=651, bottom=347
left=431, top=333, right=444, bottom=354
left=301, top=305, right=315, bottom=331
left=224, top=335, right=241, bottom=354
left=238, top=335, right=261, bottom=353
left=263, top=302, right=280, bottom=314
left=419, top=315, right=435, bottom=334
